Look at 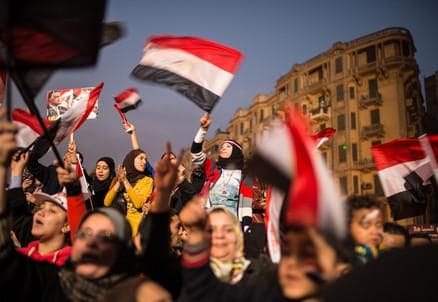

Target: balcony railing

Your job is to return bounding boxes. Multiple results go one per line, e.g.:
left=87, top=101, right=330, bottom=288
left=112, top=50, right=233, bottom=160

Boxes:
left=359, top=93, right=383, bottom=108
left=361, top=123, right=385, bottom=139
left=357, top=62, right=377, bottom=75
left=356, top=158, right=375, bottom=171
left=310, top=107, right=330, bottom=122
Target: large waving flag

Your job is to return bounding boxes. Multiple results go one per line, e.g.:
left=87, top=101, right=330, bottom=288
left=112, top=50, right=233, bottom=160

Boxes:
left=131, top=35, right=244, bottom=112
left=249, top=108, right=346, bottom=263
left=371, top=138, right=436, bottom=220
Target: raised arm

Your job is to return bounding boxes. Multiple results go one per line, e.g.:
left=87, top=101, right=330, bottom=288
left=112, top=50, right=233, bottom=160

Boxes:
left=123, top=121, right=140, bottom=150
left=191, top=113, right=211, bottom=166
left=0, top=107, right=17, bottom=237
left=56, top=164, right=86, bottom=242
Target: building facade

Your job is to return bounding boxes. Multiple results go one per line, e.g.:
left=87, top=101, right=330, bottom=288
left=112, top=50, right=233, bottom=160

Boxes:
left=423, top=71, right=438, bottom=134
left=205, top=27, right=424, bottom=204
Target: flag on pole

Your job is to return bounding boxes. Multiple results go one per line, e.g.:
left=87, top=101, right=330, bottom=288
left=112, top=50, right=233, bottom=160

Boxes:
left=113, top=88, right=142, bottom=113
left=131, top=35, right=244, bottom=112
left=312, top=127, right=336, bottom=148
left=12, top=108, right=52, bottom=148
left=249, top=108, right=346, bottom=263
left=52, top=82, right=104, bottom=144
left=371, top=138, right=434, bottom=220
left=75, top=154, right=91, bottom=202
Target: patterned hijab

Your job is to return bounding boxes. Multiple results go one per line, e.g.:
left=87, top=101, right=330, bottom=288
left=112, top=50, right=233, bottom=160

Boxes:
left=217, top=139, right=244, bottom=170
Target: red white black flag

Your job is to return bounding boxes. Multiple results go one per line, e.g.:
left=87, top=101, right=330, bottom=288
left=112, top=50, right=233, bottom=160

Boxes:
left=371, top=138, right=436, bottom=220
left=113, top=88, right=142, bottom=113
left=249, top=109, right=346, bottom=263
left=131, top=35, right=244, bottom=112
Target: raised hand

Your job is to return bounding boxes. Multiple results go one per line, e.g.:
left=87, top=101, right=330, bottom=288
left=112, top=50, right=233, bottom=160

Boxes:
left=0, top=108, right=17, bottom=167
left=56, top=164, right=78, bottom=187
left=10, top=151, right=29, bottom=176
left=199, top=113, right=212, bottom=130
left=151, top=142, right=183, bottom=213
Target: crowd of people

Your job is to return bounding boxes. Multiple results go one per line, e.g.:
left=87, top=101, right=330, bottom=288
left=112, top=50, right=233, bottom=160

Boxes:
left=0, top=108, right=437, bottom=302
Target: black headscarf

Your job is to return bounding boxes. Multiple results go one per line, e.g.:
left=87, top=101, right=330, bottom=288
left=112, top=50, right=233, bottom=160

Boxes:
left=123, top=149, right=150, bottom=184
left=216, top=139, right=244, bottom=170
left=91, top=157, right=116, bottom=208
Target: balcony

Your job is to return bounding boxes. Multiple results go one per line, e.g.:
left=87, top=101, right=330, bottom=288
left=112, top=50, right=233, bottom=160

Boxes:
left=361, top=123, right=385, bottom=139
left=310, top=107, right=330, bottom=122
left=356, top=158, right=375, bottom=171
left=357, top=61, right=377, bottom=75
left=359, top=93, right=383, bottom=109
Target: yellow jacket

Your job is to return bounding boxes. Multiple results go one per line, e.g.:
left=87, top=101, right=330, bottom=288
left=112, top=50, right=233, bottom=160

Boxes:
left=104, top=176, right=153, bottom=236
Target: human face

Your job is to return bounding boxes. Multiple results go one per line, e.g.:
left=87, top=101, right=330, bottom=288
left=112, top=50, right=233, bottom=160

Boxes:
left=382, top=232, right=406, bottom=250
left=134, top=153, right=147, bottom=172
left=170, top=214, right=184, bottom=250
left=278, top=231, right=320, bottom=299
left=350, top=208, right=383, bottom=247
left=95, top=161, right=110, bottom=181
left=219, top=142, right=233, bottom=159
left=71, top=214, right=119, bottom=279
left=206, top=211, right=239, bottom=262
left=49, top=92, right=61, bottom=105
left=31, top=201, right=68, bottom=241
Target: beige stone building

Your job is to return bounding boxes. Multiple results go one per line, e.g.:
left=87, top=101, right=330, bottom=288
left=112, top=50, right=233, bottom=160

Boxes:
left=204, top=27, right=424, bottom=204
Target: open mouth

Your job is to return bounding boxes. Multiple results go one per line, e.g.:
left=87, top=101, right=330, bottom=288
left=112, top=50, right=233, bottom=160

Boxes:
left=34, top=218, right=44, bottom=226
left=78, top=253, right=101, bottom=264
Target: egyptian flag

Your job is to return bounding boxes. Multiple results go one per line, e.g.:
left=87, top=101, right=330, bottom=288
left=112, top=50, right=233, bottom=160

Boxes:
left=131, top=35, right=244, bottom=112
left=371, top=138, right=434, bottom=220
left=51, top=82, right=104, bottom=144
left=419, top=134, right=438, bottom=182
left=75, top=154, right=91, bottom=202
left=312, top=127, right=336, bottom=148
left=113, top=88, right=142, bottom=113
left=0, top=0, right=106, bottom=68
left=12, top=108, right=52, bottom=148
left=249, top=108, right=346, bottom=263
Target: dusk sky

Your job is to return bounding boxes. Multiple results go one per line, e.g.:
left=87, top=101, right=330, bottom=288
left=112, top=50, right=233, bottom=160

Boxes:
left=12, top=0, right=438, bottom=170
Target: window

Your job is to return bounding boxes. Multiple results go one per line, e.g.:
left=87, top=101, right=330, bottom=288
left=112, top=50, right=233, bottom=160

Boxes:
left=321, top=152, right=327, bottom=162
left=336, top=84, right=344, bottom=101
left=338, top=145, right=347, bottom=163
left=335, top=57, right=343, bottom=74
left=302, top=104, right=307, bottom=115
left=371, top=140, right=381, bottom=146
left=369, top=79, right=378, bottom=98
left=320, top=123, right=326, bottom=131
left=318, top=95, right=326, bottom=107
left=213, top=145, right=219, bottom=152
left=349, top=86, right=355, bottom=99
left=294, top=78, right=299, bottom=93
left=351, top=112, right=356, bottom=129
left=240, top=123, right=244, bottom=135
left=259, top=109, right=264, bottom=122
left=339, top=176, right=348, bottom=194
left=402, top=41, right=410, bottom=57
left=374, top=174, right=384, bottom=196
left=353, top=175, right=359, bottom=194
left=366, top=46, right=376, bottom=63
left=337, top=114, right=346, bottom=131
left=370, top=109, right=380, bottom=125
left=352, top=143, right=358, bottom=162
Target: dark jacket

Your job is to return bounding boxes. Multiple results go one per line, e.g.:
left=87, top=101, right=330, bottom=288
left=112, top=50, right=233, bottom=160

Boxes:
left=7, top=187, right=34, bottom=246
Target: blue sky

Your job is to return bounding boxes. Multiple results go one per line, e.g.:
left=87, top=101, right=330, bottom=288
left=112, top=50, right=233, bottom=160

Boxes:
left=13, top=0, right=438, bottom=169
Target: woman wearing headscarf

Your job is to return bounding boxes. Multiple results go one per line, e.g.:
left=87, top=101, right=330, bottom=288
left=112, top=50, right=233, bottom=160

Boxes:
left=190, top=114, right=258, bottom=235
left=104, top=149, right=153, bottom=237
left=90, top=157, right=116, bottom=208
